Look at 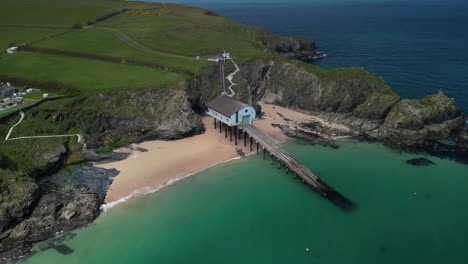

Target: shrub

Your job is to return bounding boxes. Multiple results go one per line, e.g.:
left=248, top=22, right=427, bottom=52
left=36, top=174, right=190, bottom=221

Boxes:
left=71, top=23, right=82, bottom=29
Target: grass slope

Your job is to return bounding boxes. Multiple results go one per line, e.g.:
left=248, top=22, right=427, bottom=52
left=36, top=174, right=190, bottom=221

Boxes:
left=0, top=27, right=68, bottom=50
left=34, top=28, right=211, bottom=73
left=100, top=4, right=276, bottom=62
left=0, top=52, right=189, bottom=92
left=0, top=0, right=157, bottom=26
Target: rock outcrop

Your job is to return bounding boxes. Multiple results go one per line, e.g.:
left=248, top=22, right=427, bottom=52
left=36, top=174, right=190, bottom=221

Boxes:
left=0, top=166, right=118, bottom=262
left=260, top=30, right=324, bottom=60
left=0, top=171, right=38, bottom=235
left=377, top=92, right=464, bottom=145
left=62, top=89, right=204, bottom=147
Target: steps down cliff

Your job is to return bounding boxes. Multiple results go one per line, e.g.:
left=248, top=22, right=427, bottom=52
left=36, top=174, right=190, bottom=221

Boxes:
left=189, top=59, right=465, bottom=148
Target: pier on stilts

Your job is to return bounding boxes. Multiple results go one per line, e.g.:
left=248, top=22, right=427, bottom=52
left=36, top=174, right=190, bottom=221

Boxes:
left=242, top=125, right=355, bottom=210
left=204, top=53, right=354, bottom=210
left=206, top=96, right=354, bottom=211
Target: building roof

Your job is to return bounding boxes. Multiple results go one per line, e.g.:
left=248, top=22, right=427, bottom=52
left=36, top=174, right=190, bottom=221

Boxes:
left=207, top=95, right=249, bottom=116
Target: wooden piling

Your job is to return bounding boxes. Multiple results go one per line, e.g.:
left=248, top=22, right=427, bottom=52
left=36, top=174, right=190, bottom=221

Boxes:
left=234, top=126, right=238, bottom=145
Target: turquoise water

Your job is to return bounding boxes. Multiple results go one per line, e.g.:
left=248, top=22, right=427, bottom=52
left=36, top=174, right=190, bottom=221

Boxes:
left=22, top=141, right=468, bottom=263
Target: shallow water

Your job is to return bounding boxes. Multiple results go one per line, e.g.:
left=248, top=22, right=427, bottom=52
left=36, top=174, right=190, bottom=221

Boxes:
left=21, top=140, right=468, bottom=263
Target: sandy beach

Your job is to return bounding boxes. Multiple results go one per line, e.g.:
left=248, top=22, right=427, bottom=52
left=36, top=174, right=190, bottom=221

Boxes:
left=98, top=103, right=349, bottom=206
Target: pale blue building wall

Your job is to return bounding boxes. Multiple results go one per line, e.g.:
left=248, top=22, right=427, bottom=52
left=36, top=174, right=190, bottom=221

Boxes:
left=207, top=106, right=256, bottom=126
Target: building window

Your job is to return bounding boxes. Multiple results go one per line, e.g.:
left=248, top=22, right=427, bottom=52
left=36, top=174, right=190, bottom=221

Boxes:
left=245, top=109, right=248, bottom=113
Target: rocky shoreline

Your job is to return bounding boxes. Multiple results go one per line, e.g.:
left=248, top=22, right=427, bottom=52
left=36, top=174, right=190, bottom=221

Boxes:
left=0, top=166, right=118, bottom=263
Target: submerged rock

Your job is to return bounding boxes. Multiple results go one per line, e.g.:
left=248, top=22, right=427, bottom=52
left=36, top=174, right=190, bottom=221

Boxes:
left=406, top=158, right=436, bottom=166
left=280, top=125, right=339, bottom=148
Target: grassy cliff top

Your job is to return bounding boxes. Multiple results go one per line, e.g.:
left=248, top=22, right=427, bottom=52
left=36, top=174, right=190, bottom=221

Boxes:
left=0, top=1, right=281, bottom=93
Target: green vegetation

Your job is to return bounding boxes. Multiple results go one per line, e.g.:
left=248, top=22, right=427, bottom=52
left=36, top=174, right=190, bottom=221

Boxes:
left=22, top=91, right=60, bottom=100
left=0, top=52, right=189, bottom=92
left=100, top=4, right=277, bottom=62
left=35, top=29, right=211, bottom=73
left=384, top=91, right=460, bottom=129
left=0, top=0, right=156, bottom=26
left=0, top=104, right=29, bottom=117
left=97, top=136, right=135, bottom=153
left=0, top=27, right=67, bottom=50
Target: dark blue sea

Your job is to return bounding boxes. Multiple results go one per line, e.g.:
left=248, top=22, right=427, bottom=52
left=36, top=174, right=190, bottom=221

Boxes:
left=178, top=0, right=468, bottom=112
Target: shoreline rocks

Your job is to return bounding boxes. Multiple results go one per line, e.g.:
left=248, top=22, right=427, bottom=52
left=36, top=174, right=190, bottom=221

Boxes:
left=0, top=166, right=118, bottom=263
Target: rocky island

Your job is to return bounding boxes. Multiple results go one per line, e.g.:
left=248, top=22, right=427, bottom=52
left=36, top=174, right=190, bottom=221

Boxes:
left=0, top=0, right=466, bottom=262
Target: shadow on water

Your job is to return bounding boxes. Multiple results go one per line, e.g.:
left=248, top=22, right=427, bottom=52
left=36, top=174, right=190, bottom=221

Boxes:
left=36, top=232, right=76, bottom=255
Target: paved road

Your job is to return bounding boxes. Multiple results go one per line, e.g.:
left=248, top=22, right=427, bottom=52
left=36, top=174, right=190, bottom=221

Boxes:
left=4, top=111, right=25, bottom=140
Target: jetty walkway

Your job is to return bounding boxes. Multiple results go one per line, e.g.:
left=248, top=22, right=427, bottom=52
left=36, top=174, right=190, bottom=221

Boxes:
left=243, top=125, right=355, bottom=210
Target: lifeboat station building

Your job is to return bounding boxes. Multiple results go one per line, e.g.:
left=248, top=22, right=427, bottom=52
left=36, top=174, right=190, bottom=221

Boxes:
left=206, top=95, right=256, bottom=145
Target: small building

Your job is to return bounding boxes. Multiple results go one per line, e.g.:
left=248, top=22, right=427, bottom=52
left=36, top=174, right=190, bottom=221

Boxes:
left=26, top=88, right=40, bottom=93
left=206, top=96, right=256, bottom=126
left=0, top=83, right=16, bottom=99
left=6, top=47, right=18, bottom=54
left=222, top=52, right=231, bottom=59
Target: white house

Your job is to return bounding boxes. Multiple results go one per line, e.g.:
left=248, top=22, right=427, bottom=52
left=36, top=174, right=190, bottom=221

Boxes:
left=6, top=47, right=18, bottom=54
left=206, top=96, right=256, bottom=126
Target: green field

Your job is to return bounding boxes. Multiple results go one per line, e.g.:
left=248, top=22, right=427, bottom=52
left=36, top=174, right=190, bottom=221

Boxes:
left=0, top=52, right=189, bottom=92
left=0, top=0, right=158, bottom=26
left=34, top=28, right=212, bottom=73
left=100, top=4, right=277, bottom=62
left=0, top=27, right=68, bottom=50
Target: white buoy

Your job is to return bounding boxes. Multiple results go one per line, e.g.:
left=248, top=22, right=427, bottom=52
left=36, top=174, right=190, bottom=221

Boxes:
left=306, top=248, right=310, bottom=252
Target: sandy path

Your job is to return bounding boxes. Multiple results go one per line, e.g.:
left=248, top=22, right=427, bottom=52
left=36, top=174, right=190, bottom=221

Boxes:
left=99, top=103, right=348, bottom=206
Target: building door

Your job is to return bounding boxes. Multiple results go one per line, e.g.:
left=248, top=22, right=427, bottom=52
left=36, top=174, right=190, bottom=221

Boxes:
left=242, top=115, right=251, bottom=125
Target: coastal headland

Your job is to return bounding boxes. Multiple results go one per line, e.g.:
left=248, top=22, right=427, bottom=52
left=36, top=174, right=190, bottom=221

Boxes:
left=0, top=0, right=467, bottom=262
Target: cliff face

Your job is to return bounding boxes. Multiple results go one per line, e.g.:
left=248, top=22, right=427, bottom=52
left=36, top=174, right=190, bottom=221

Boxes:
left=240, top=61, right=399, bottom=119
left=63, top=89, right=204, bottom=147
left=0, top=89, right=204, bottom=261
left=190, top=59, right=465, bottom=147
